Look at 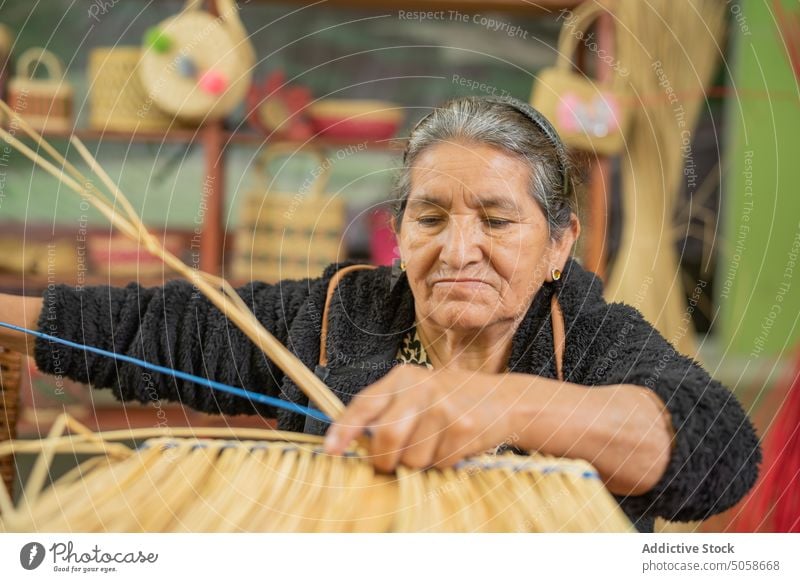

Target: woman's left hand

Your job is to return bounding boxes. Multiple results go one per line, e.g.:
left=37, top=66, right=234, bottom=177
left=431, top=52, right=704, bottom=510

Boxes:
left=323, top=365, right=521, bottom=473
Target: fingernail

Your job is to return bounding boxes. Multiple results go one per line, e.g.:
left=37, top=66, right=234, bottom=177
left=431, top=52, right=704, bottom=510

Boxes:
left=324, top=434, right=339, bottom=453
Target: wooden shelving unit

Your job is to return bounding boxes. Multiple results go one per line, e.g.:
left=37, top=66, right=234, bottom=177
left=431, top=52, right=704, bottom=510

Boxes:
left=0, top=124, right=401, bottom=294
left=2, top=0, right=609, bottom=294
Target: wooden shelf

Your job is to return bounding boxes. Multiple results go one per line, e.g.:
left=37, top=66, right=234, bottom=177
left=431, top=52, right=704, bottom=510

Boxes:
left=224, top=131, right=404, bottom=151
left=38, top=126, right=403, bottom=150
left=39, top=126, right=206, bottom=144
left=252, top=0, right=581, bottom=14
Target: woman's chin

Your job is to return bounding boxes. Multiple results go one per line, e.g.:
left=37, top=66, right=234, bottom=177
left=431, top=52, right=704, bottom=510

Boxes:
left=425, top=301, right=504, bottom=331
left=416, top=284, right=508, bottom=330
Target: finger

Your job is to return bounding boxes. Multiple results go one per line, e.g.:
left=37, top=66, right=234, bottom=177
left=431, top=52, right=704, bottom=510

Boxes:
left=431, top=416, right=484, bottom=469
left=368, top=397, right=424, bottom=473
left=397, top=415, right=444, bottom=469
left=324, top=379, right=398, bottom=455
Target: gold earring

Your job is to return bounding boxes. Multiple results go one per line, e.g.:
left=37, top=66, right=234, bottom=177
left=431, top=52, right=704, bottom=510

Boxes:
left=551, top=268, right=561, bottom=281
left=400, top=260, right=406, bottom=271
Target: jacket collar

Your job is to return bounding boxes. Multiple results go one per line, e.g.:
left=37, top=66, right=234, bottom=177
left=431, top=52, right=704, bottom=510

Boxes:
left=324, top=256, right=602, bottom=380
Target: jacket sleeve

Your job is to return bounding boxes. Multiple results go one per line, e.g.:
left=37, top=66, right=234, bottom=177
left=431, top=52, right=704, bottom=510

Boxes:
left=33, top=277, right=319, bottom=417
left=579, top=302, right=762, bottom=524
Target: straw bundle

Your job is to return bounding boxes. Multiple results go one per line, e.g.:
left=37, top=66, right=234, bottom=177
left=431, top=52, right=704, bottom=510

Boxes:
left=0, top=101, right=633, bottom=533
left=603, top=0, right=726, bottom=357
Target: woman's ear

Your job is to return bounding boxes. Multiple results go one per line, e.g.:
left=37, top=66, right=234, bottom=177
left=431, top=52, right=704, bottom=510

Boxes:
left=551, top=213, right=581, bottom=272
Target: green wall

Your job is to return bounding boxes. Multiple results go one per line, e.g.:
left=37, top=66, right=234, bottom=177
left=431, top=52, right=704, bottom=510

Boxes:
left=719, top=0, right=800, bottom=357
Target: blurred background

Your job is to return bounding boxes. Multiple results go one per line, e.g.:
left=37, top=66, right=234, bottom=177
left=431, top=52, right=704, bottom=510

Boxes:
left=0, top=0, right=797, bottom=532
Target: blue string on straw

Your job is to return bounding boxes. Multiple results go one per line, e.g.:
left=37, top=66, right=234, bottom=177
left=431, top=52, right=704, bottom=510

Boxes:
left=0, top=322, right=605, bottom=477
left=0, top=320, right=333, bottom=425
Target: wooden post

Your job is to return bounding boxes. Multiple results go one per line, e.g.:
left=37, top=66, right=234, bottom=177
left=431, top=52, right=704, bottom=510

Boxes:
left=198, top=0, right=225, bottom=276
left=200, top=121, right=225, bottom=275
left=582, top=11, right=614, bottom=281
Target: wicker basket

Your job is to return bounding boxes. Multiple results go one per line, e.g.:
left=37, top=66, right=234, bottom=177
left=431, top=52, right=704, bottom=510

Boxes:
left=88, top=47, right=175, bottom=131
left=5, top=47, right=73, bottom=132
left=232, top=145, right=345, bottom=282
left=0, top=347, right=22, bottom=497
left=138, top=0, right=255, bottom=122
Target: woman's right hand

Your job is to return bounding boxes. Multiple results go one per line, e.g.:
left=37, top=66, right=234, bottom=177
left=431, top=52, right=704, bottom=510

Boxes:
left=0, top=293, right=43, bottom=354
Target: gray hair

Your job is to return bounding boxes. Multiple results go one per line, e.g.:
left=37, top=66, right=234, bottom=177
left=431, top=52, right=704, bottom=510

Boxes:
left=392, top=96, right=579, bottom=240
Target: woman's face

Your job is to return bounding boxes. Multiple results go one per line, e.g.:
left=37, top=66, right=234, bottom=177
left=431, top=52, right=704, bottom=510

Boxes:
left=398, top=141, right=578, bottom=332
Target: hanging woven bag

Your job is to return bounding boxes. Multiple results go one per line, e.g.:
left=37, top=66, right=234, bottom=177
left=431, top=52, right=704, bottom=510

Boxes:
left=138, top=0, right=255, bottom=122
left=530, top=1, right=631, bottom=155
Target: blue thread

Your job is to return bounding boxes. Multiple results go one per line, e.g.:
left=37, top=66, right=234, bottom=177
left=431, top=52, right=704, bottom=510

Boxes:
left=0, top=320, right=332, bottom=425
left=447, top=458, right=598, bottom=479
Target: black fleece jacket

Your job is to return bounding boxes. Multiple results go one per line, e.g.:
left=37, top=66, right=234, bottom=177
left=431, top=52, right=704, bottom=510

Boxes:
left=33, top=258, right=761, bottom=532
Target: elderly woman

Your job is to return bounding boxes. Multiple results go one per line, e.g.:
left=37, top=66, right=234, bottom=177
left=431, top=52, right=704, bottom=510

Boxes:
left=0, top=96, right=759, bottom=532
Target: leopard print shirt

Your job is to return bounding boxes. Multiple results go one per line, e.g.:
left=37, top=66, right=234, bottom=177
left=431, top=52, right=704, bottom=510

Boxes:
left=396, top=327, right=433, bottom=369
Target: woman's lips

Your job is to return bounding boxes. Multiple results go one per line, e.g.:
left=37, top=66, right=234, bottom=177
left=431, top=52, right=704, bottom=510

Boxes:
left=431, top=279, right=491, bottom=290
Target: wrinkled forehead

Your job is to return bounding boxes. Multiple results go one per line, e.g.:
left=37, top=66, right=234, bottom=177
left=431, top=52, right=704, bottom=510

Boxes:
left=407, top=143, right=535, bottom=214
left=406, top=191, right=524, bottom=214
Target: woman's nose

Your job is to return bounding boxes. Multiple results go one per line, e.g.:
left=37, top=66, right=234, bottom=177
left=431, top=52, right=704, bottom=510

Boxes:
left=438, top=216, right=483, bottom=269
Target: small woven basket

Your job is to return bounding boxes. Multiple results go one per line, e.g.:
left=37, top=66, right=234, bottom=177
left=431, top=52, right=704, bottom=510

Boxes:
left=88, top=47, right=175, bottom=131
left=233, top=145, right=345, bottom=282
left=0, top=347, right=21, bottom=497
left=5, top=47, right=72, bottom=132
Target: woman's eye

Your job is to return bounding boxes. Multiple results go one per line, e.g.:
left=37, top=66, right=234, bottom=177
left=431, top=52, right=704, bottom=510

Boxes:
left=417, top=216, right=444, bottom=227
left=484, top=217, right=511, bottom=228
